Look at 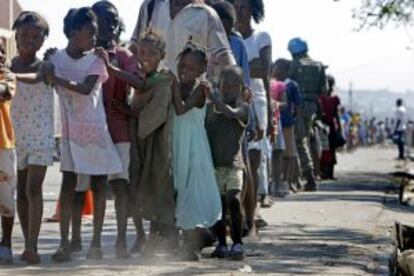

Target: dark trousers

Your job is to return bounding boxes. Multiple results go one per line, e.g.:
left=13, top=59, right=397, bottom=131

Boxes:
left=395, top=131, right=405, bottom=159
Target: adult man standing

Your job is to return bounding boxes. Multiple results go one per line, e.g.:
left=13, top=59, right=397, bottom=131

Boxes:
left=394, top=98, right=408, bottom=160
left=288, top=37, right=327, bottom=192
left=130, top=0, right=235, bottom=78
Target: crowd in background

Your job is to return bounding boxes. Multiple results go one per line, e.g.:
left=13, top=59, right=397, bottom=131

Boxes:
left=0, top=0, right=411, bottom=267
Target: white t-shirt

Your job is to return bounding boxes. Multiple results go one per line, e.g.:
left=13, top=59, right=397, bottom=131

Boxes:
left=395, top=106, right=408, bottom=131
left=243, top=31, right=271, bottom=99
left=131, top=1, right=233, bottom=76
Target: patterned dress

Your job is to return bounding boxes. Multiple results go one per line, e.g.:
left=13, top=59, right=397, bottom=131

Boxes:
left=11, top=81, right=55, bottom=165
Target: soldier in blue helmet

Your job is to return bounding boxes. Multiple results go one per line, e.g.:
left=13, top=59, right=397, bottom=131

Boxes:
left=288, top=37, right=327, bottom=192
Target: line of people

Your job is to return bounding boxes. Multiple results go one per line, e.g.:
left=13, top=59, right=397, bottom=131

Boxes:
left=0, top=0, right=344, bottom=265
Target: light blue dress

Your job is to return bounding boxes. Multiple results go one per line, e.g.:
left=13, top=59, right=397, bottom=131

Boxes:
left=173, top=105, right=222, bottom=230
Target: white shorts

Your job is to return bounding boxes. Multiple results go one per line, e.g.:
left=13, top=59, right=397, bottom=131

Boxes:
left=108, top=143, right=130, bottom=182
left=0, top=149, right=16, bottom=217
left=16, top=147, right=54, bottom=170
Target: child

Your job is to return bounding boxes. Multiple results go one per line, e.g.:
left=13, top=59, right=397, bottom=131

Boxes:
left=211, top=0, right=258, bottom=235
left=43, top=7, right=123, bottom=262
left=9, top=11, right=53, bottom=264
left=269, top=79, right=288, bottom=197
left=272, top=58, right=302, bottom=193
left=206, top=66, right=249, bottom=261
left=0, top=37, right=17, bottom=265
left=126, top=31, right=176, bottom=254
left=90, top=0, right=145, bottom=259
left=172, top=43, right=222, bottom=261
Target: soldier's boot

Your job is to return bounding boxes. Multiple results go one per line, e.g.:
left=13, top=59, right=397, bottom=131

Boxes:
left=304, top=170, right=317, bottom=192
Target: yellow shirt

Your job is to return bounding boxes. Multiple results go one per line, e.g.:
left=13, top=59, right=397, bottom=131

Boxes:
left=0, top=69, right=16, bottom=149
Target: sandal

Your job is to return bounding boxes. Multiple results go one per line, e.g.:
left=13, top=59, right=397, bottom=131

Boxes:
left=210, top=244, right=228, bottom=259
left=21, top=250, right=40, bottom=264
left=86, top=247, right=103, bottom=260
left=115, top=244, right=130, bottom=259
left=51, top=247, right=71, bottom=263
left=0, top=246, right=12, bottom=265
left=228, top=243, right=245, bottom=261
left=129, top=240, right=145, bottom=255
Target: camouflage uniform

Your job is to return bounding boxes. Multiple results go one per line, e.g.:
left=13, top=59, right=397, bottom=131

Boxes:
left=289, top=56, right=327, bottom=189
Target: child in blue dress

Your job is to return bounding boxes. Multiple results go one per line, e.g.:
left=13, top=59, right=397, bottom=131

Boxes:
left=172, top=43, right=222, bottom=261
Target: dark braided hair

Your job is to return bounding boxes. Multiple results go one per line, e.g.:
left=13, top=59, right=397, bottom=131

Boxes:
left=63, top=7, right=97, bottom=39
left=139, top=29, right=166, bottom=53
left=12, top=11, right=49, bottom=37
left=177, top=40, right=208, bottom=71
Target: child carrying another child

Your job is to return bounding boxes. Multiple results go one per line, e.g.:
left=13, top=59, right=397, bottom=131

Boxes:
left=206, top=66, right=249, bottom=261
left=0, top=38, right=17, bottom=265
left=43, top=7, right=122, bottom=262
left=172, top=43, right=222, bottom=261
left=10, top=11, right=54, bottom=264
left=126, top=31, right=176, bottom=254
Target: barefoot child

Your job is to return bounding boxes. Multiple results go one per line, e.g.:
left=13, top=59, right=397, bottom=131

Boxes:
left=91, top=0, right=146, bottom=258
left=9, top=11, right=54, bottom=264
left=99, top=30, right=175, bottom=254
left=272, top=59, right=302, bottom=192
left=206, top=66, right=249, bottom=261
left=0, top=38, right=17, bottom=265
left=172, top=43, right=222, bottom=261
left=43, top=7, right=122, bottom=262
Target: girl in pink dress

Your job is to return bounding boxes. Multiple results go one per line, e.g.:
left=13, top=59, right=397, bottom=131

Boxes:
left=43, top=7, right=122, bottom=262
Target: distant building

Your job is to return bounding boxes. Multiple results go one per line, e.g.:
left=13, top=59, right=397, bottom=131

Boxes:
left=0, top=0, right=23, bottom=58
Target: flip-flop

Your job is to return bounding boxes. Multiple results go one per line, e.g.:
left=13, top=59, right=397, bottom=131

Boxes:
left=115, top=245, right=130, bottom=259
left=21, top=250, right=40, bottom=264
left=51, top=247, right=71, bottom=263
left=86, top=247, right=103, bottom=260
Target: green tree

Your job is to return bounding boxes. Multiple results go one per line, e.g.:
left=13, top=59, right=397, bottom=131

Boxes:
left=350, top=0, right=414, bottom=29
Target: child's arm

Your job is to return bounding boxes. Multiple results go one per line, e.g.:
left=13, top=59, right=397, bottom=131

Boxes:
left=95, top=47, right=145, bottom=90
left=42, top=62, right=98, bottom=95
left=0, top=71, right=16, bottom=101
left=111, top=99, right=140, bottom=118
left=212, top=97, right=249, bottom=123
left=15, top=73, right=45, bottom=84
left=172, top=81, right=206, bottom=116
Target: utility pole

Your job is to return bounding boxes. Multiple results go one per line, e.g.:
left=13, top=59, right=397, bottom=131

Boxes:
left=349, top=82, right=353, bottom=112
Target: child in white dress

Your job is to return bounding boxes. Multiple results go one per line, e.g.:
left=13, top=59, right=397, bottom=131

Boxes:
left=43, top=7, right=122, bottom=262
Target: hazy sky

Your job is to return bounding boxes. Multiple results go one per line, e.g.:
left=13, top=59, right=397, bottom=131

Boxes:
left=18, top=0, right=414, bottom=92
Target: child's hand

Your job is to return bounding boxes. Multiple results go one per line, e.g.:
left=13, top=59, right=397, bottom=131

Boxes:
left=0, top=171, right=9, bottom=183
left=41, top=62, right=55, bottom=83
left=255, top=128, right=264, bottom=141
left=43, top=47, right=57, bottom=61
left=161, top=68, right=178, bottom=84
left=0, top=84, right=11, bottom=102
left=243, top=87, right=253, bottom=104
left=95, top=47, right=110, bottom=68
left=198, top=81, right=213, bottom=99
left=246, top=129, right=256, bottom=142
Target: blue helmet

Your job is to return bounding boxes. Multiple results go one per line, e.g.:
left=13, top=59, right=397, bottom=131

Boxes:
left=288, top=37, right=308, bottom=55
